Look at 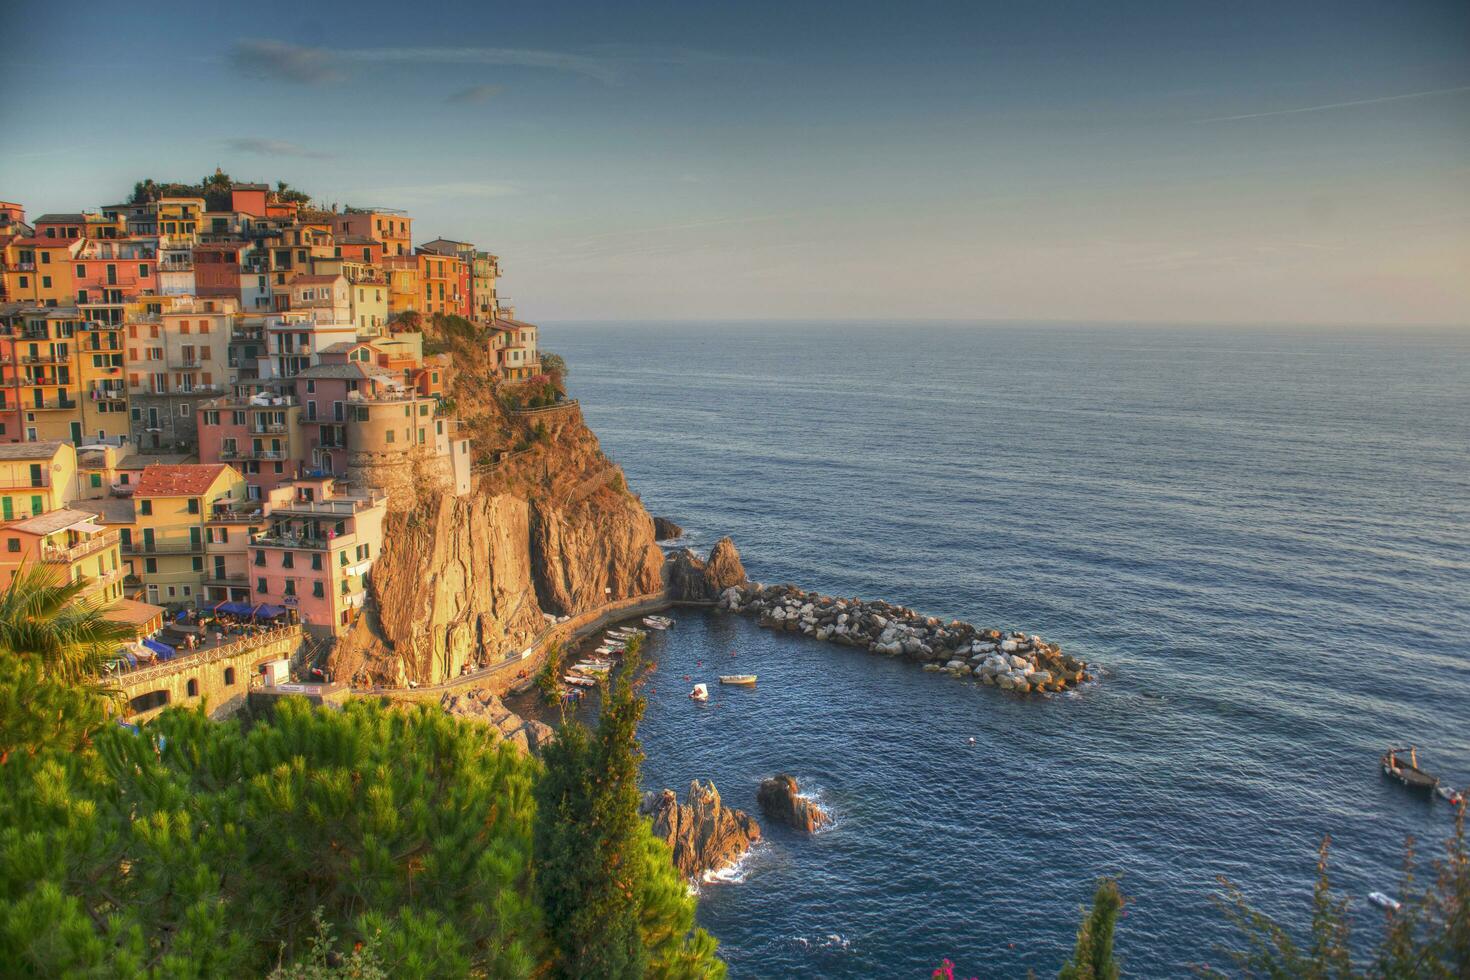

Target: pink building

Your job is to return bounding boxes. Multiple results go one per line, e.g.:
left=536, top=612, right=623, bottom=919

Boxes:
left=197, top=388, right=306, bottom=498
left=247, top=476, right=386, bottom=637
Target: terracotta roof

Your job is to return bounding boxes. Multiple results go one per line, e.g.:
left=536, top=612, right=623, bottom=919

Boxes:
left=489, top=317, right=537, bottom=332
left=34, top=213, right=86, bottom=224
left=6, top=508, right=101, bottom=537
left=134, top=463, right=231, bottom=497
left=335, top=234, right=378, bottom=245
left=318, top=340, right=373, bottom=354
left=118, top=452, right=195, bottom=470
left=0, top=440, right=65, bottom=460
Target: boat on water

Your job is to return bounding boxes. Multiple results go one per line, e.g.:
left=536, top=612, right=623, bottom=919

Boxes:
left=1436, top=785, right=1464, bottom=805
left=689, top=683, right=709, bottom=702
left=563, top=675, right=598, bottom=688
left=1382, top=746, right=1439, bottom=793
left=643, top=615, right=674, bottom=630
left=719, top=674, right=757, bottom=685
left=1369, top=891, right=1402, bottom=912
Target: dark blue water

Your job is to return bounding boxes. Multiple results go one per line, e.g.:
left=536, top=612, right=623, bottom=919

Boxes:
left=546, top=322, right=1470, bottom=977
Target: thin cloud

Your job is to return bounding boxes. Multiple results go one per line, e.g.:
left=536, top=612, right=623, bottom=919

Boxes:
left=223, top=137, right=334, bottom=159
left=231, top=39, right=344, bottom=84
left=447, top=84, right=504, bottom=105
left=343, top=47, right=621, bottom=84
left=1193, top=85, right=1470, bottom=123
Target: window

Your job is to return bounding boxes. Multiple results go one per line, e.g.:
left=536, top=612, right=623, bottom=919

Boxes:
left=257, top=577, right=267, bottom=593
left=312, top=581, right=325, bottom=598
left=186, top=679, right=198, bottom=697
left=311, top=553, right=322, bottom=571
left=145, top=558, right=157, bottom=573
left=192, top=557, right=203, bottom=571
left=282, top=552, right=294, bottom=569
left=223, top=667, right=236, bottom=686
left=5, top=539, right=18, bottom=553
left=90, top=473, right=102, bottom=488
left=254, top=550, right=265, bottom=566
left=187, top=498, right=199, bottom=514
left=284, top=579, right=296, bottom=597
left=41, top=276, right=51, bottom=289
left=140, top=500, right=152, bottom=515
left=139, top=264, right=149, bottom=278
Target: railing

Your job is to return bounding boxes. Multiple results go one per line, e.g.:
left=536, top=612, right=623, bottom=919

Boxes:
left=251, top=531, right=355, bottom=551
left=40, top=530, right=118, bottom=564
left=31, top=398, right=80, bottom=411
left=208, top=506, right=267, bottom=524
left=219, top=448, right=286, bottom=461
left=113, top=624, right=301, bottom=686
left=510, top=399, right=578, bottom=417
left=0, top=479, right=49, bottom=492
left=21, top=353, right=60, bottom=364
left=14, top=262, right=36, bottom=272
left=270, top=496, right=383, bottom=517
left=160, top=384, right=224, bottom=396
left=167, top=359, right=202, bottom=370
left=251, top=422, right=288, bottom=434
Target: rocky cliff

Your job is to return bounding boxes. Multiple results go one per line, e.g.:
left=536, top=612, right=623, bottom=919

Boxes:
left=667, top=537, right=748, bottom=602
left=328, top=342, right=665, bottom=686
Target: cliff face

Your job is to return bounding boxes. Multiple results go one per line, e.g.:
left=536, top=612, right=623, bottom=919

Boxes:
left=329, top=372, right=665, bottom=686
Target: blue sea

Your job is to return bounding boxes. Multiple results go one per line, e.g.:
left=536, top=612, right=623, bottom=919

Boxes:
left=543, top=322, right=1470, bottom=977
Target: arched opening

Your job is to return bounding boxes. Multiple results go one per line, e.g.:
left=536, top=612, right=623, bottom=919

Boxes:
left=186, top=678, right=199, bottom=698
left=129, top=689, right=170, bottom=714
left=223, top=667, right=236, bottom=686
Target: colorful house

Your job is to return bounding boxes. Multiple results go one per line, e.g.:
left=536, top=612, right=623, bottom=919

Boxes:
left=332, top=209, right=413, bottom=258
left=0, top=440, right=78, bottom=519
left=0, top=507, right=123, bottom=604
left=128, top=462, right=245, bottom=608
left=197, top=390, right=305, bottom=498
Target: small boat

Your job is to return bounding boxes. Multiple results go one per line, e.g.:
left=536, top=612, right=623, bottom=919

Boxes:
left=563, top=675, right=598, bottom=688
left=1382, top=747, right=1439, bottom=793
left=573, top=662, right=611, bottom=674
left=689, top=683, right=709, bottom=702
left=1437, top=785, right=1463, bottom=805
left=719, top=674, right=757, bottom=686
left=1369, top=891, right=1402, bottom=912
left=643, top=615, right=674, bottom=630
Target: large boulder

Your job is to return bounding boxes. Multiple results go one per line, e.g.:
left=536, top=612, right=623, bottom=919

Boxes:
left=653, top=516, right=684, bottom=540
left=666, top=536, right=748, bottom=601
left=641, top=780, right=760, bottom=880
left=756, top=774, right=830, bottom=833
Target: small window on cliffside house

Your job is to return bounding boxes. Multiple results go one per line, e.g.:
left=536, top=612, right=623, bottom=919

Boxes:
left=223, top=667, right=235, bottom=686
left=186, top=679, right=198, bottom=697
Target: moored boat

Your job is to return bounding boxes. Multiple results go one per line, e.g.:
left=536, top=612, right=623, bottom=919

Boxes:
left=689, top=682, right=709, bottom=702
left=719, top=674, right=757, bottom=685
left=563, top=675, right=598, bottom=687
left=1382, top=746, right=1439, bottom=793
left=1369, top=891, right=1402, bottom=912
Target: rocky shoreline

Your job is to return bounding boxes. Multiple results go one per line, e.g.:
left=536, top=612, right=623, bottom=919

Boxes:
left=716, top=582, right=1093, bottom=694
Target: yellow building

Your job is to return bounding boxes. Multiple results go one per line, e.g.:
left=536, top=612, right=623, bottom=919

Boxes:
left=13, top=308, right=86, bottom=443
left=0, top=441, right=78, bottom=519
left=156, top=197, right=205, bottom=243
left=75, top=443, right=123, bottom=498
left=383, top=255, right=421, bottom=317
left=76, top=298, right=129, bottom=443
left=127, top=462, right=245, bottom=608
left=4, top=238, right=83, bottom=307
left=0, top=507, right=124, bottom=604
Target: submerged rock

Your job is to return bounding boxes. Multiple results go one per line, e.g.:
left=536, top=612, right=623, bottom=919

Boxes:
left=641, top=779, right=760, bottom=880
left=757, top=774, right=831, bottom=833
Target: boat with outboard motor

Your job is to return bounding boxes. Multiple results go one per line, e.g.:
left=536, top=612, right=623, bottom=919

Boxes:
left=1382, top=746, right=1439, bottom=793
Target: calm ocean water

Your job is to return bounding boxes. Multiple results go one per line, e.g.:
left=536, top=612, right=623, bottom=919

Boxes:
left=541, top=322, right=1470, bottom=977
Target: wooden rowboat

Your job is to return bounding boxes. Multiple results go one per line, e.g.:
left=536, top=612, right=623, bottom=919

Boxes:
left=719, top=674, right=757, bottom=685
left=1382, top=746, right=1439, bottom=793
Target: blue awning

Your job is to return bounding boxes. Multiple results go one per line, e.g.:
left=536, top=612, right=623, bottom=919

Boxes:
left=215, top=601, right=256, bottom=616
left=142, top=638, right=176, bottom=661
left=251, top=603, right=288, bottom=619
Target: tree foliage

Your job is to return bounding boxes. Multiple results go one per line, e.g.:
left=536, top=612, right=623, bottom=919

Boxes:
left=1200, top=813, right=1470, bottom=978
left=535, top=636, right=724, bottom=978
left=1059, top=877, right=1125, bottom=980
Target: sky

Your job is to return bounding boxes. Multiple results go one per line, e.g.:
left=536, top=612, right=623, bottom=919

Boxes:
left=1, top=0, right=1467, bottom=325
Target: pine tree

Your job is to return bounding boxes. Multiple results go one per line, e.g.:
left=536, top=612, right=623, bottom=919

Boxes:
left=1059, top=877, right=1124, bottom=980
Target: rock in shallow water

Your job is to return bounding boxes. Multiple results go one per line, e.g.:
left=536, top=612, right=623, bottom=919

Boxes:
left=641, top=779, right=760, bottom=880
left=757, top=774, right=831, bottom=833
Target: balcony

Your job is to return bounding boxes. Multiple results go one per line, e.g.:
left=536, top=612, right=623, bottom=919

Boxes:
left=30, top=398, right=81, bottom=411
left=208, top=502, right=267, bottom=524
left=40, top=530, right=118, bottom=564
left=167, top=359, right=202, bottom=371
left=219, top=447, right=288, bottom=461
left=203, top=573, right=249, bottom=587
left=21, top=353, right=60, bottom=364
left=123, top=539, right=205, bottom=556
left=251, top=530, right=355, bottom=551
left=14, top=262, right=36, bottom=272
left=157, top=384, right=224, bottom=397
left=271, top=495, right=384, bottom=517
left=251, top=421, right=289, bottom=434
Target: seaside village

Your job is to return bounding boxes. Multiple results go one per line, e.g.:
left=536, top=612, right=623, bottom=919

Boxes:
left=0, top=181, right=545, bottom=701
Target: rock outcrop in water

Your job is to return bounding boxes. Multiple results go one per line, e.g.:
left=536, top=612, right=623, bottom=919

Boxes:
left=668, top=536, right=748, bottom=602
left=440, top=688, right=556, bottom=754
left=653, top=516, right=684, bottom=540
left=719, top=583, right=1092, bottom=694
left=640, top=780, right=760, bottom=880
left=757, top=774, right=830, bottom=832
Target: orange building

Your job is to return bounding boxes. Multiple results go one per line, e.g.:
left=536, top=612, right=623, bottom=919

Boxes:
left=416, top=251, right=465, bottom=318
left=332, top=209, right=412, bottom=257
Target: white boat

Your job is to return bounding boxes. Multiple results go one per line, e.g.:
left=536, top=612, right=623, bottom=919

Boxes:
left=573, top=662, right=611, bottom=673
left=689, top=683, right=709, bottom=702
left=1369, top=891, right=1402, bottom=912
left=1437, top=785, right=1463, bottom=804
left=719, top=674, right=757, bottom=686
left=595, top=645, right=624, bottom=656
left=608, top=627, right=645, bottom=638
left=563, top=675, right=598, bottom=687
left=643, top=618, right=670, bottom=630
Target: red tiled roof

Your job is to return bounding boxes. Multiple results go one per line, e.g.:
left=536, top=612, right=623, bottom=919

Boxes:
left=135, top=463, right=230, bottom=497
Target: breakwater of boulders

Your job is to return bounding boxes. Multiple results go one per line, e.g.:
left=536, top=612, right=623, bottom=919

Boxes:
left=716, top=583, right=1093, bottom=694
